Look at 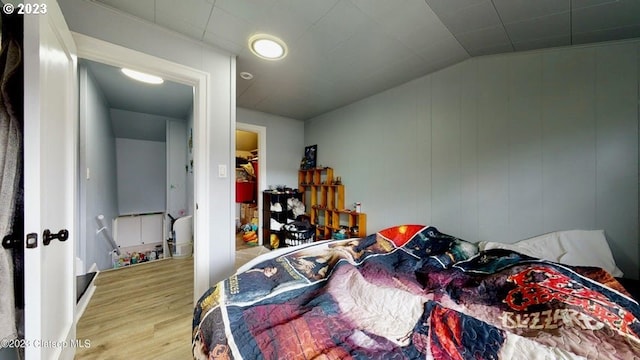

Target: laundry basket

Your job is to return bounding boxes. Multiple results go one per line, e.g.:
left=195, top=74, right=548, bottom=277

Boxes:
left=283, top=221, right=315, bottom=247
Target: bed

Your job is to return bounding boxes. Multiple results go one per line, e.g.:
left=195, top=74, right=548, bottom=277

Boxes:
left=192, top=225, right=640, bottom=359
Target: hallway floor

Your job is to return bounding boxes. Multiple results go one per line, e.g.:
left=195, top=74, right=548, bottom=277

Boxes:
left=76, top=258, right=193, bottom=359
left=75, top=236, right=272, bottom=358
left=235, top=232, right=270, bottom=270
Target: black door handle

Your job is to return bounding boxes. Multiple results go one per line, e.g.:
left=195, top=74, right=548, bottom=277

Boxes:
left=43, top=229, right=69, bottom=246
left=2, top=234, right=19, bottom=249
left=3, top=233, right=39, bottom=249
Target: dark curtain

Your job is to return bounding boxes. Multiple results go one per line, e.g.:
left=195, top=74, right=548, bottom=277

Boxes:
left=0, top=9, right=23, bottom=342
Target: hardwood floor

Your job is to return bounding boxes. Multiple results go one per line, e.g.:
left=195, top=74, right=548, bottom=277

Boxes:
left=235, top=232, right=271, bottom=269
left=76, top=244, right=271, bottom=359
left=75, top=258, right=194, bottom=359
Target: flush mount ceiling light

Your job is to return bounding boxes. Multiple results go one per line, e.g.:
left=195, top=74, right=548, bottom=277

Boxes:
left=249, top=34, right=287, bottom=61
left=239, top=71, right=254, bottom=80
left=121, top=68, right=164, bottom=84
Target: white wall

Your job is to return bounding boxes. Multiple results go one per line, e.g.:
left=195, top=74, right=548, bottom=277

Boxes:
left=115, top=138, right=166, bottom=215
left=59, top=0, right=235, bottom=284
left=167, top=119, right=188, bottom=219
left=110, top=108, right=171, bottom=142
left=78, top=64, right=119, bottom=271
left=305, top=40, right=640, bottom=279
left=186, top=106, right=195, bottom=216
left=237, top=108, right=304, bottom=188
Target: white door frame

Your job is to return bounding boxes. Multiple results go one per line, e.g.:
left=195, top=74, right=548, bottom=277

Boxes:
left=72, top=32, right=211, bottom=301
left=236, top=123, right=266, bottom=246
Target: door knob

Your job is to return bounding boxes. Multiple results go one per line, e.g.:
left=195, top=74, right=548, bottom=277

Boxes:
left=43, top=229, right=69, bottom=246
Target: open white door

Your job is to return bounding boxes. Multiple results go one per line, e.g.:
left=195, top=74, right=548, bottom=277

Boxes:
left=23, top=1, right=78, bottom=359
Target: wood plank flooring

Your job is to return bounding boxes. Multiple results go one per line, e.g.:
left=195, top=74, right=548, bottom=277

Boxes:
left=75, top=258, right=194, bottom=359
left=236, top=232, right=271, bottom=269
left=75, top=243, right=271, bottom=359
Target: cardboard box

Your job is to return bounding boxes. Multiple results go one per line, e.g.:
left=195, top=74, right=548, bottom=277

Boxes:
left=240, top=203, right=257, bottom=224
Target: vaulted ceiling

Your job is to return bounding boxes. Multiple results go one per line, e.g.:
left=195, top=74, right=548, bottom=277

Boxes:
left=89, top=0, right=640, bottom=120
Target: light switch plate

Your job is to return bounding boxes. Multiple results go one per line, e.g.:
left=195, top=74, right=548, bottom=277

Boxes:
left=218, top=164, right=227, bottom=178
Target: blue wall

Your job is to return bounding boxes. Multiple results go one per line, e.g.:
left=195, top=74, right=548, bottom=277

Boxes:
left=79, top=64, right=119, bottom=271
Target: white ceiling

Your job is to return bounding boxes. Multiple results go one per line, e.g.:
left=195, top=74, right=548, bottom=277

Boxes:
left=90, top=0, right=640, bottom=121
left=83, top=59, right=193, bottom=119
left=82, top=59, right=193, bottom=141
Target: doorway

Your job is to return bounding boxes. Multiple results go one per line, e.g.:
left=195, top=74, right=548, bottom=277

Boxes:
left=236, top=123, right=266, bottom=249
left=235, top=129, right=259, bottom=250
left=78, top=58, right=195, bottom=276
left=72, top=32, right=214, bottom=303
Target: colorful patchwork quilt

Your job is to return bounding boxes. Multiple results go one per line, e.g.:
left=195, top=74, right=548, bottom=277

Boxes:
left=192, top=225, right=640, bottom=359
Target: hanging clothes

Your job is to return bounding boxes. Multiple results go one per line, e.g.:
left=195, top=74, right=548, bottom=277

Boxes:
left=0, top=9, right=23, bottom=342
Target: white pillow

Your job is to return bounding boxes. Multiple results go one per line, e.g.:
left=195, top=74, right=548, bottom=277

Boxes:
left=482, top=232, right=565, bottom=261
left=481, top=230, right=623, bottom=277
left=556, top=230, right=623, bottom=277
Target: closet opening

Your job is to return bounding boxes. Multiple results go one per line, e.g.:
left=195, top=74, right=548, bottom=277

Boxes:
left=235, top=123, right=267, bottom=266
left=235, top=129, right=259, bottom=249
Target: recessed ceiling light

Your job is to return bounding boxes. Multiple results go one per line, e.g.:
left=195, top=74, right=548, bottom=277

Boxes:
left=121, top=68, right=164, bottom=85
left=239, top=71, right=254, bottom=80
left=249, top=34, right=287, bottom=61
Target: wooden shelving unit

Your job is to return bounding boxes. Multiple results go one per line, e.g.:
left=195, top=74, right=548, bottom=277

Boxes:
left=298, top=167, right=366, bottom=240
